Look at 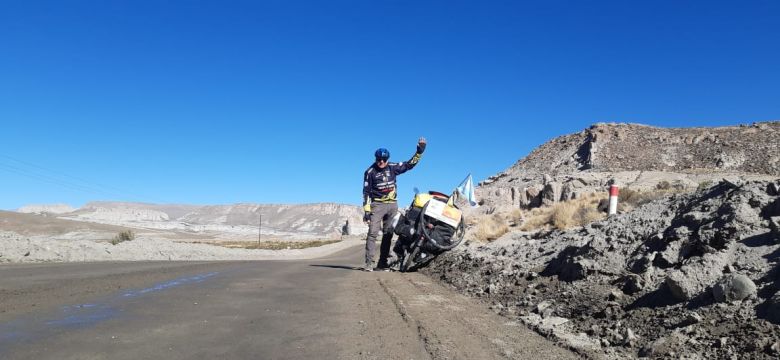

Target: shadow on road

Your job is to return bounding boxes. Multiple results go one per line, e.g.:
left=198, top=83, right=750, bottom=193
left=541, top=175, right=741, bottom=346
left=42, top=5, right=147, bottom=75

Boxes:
left=309, top=264, right=362, bottom=271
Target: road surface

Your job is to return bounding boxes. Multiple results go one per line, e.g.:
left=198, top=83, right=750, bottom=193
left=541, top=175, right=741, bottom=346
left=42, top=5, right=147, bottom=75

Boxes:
left=0, top=246, right=578, bottom=359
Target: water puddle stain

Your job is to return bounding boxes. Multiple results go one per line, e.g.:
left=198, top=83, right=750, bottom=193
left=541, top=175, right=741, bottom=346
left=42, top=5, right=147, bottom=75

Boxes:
left=0, top=271, right=220, bottom=352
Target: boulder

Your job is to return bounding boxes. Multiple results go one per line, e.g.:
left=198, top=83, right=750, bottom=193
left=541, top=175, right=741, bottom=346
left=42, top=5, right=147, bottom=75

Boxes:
left=342, top=220, right=352, bottom=235
left=656, top=241, right=682, bottom=267
left=712, top=274, right=756, bottom=303
left=623, top=327, right=639, bottom=346
left=541, top=182, right=563, bottom=206
left=770, top=217, right=780, bottom=243
left=516, top=187, right=529, bottom=207
left=766, top=292, right=780, bottom=323
left=561, top=182, right=578, bottom=201
left=620, top=274, right=645, bottom=294
left=665, top=254, right=728, bottom=301
left=765, top=198, right=780, bottom=217
left=525, top=185, right=543, bottom=208
left=768, top=182, right=780, bottom=196
left=542, top=174, right=553, bottom=185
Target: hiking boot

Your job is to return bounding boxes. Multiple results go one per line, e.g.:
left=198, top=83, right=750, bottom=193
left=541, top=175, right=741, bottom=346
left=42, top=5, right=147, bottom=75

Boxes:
left=389, top=262, right=401, bottom=272
left=362, top=264, right=374, bottom=272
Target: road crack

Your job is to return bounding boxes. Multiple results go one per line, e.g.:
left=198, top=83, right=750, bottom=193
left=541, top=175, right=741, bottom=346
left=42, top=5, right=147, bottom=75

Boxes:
left=377, top=278, right=438, bottom=359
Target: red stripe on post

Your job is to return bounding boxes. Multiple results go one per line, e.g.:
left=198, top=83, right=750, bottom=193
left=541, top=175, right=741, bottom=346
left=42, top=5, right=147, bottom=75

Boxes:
left=609, top=185, right=619, bottom=197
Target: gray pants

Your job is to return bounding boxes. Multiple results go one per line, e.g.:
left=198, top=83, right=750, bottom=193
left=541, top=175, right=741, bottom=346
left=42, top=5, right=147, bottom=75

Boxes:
left=365, top=202, right=398, bottom=268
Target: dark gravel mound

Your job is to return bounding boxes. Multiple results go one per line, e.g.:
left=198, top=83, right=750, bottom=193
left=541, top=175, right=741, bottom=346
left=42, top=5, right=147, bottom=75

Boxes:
left=424, top=179, right=780, bottom=359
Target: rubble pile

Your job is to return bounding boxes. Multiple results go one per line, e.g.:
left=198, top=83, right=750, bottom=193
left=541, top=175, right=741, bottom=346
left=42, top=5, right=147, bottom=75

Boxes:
left=424, top=180, right=780, bottom=359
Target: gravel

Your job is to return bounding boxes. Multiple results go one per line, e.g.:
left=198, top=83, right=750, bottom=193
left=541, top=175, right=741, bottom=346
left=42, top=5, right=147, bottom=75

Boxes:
left=423, top=179, right=780, bottom=359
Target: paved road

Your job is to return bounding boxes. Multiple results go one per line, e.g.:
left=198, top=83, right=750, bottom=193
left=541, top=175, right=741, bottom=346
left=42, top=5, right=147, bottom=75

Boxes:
left=0, top=246, right=578, bottom=359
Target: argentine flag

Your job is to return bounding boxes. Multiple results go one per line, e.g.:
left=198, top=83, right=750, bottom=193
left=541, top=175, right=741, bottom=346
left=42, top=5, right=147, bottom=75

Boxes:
left=456, top=174, right=479, bottom=207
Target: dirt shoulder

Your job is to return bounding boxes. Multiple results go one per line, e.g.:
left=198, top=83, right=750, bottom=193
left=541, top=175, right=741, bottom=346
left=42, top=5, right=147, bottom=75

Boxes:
left=336, top=269, right=579, bottom=359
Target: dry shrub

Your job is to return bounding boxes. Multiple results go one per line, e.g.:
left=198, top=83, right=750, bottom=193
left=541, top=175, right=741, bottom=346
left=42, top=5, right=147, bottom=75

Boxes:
left=618, top=188, right=645, bottom=206
left=111, top=230, right=135, bottom=245
left=472, top=213, right=509, bottom=242
left=550, top=202, right=577, bottom=229
left=656, top=180, right=671, bottom=190
left=577, top=206, right=604, bottom=224
left=618, top=187, right=682, bottom=211
left=519, top=207, right=551, bottom=231
left=521, top=193, right=607, bottom=231
left=509, top=208, right=524, bottom=226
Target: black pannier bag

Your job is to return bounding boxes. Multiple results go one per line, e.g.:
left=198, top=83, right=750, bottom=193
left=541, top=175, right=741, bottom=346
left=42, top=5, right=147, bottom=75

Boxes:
left=392, top=191, right=465, bottom=272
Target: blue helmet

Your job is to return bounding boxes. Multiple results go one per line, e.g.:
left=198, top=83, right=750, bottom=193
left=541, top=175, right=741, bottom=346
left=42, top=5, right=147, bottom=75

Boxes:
left=374, top=148, right=390, bottom=160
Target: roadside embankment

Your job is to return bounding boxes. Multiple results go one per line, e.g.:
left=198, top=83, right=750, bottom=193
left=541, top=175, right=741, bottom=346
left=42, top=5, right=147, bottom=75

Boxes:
left=423, top=180, right=780, bottom=359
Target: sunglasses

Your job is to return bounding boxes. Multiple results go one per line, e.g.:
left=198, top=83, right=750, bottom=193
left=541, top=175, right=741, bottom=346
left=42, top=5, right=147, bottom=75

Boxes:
left=376, top=158, right=389, bottom=163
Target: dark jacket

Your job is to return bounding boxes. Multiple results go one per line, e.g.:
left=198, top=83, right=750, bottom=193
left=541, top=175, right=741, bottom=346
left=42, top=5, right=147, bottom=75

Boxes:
left=363, top=146, right=424, bottom=211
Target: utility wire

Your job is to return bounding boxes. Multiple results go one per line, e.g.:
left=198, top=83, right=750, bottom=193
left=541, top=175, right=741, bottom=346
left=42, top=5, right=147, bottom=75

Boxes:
left=0, top=154, right=164, bottom=203
left=0, top=154, right=143, bottom=198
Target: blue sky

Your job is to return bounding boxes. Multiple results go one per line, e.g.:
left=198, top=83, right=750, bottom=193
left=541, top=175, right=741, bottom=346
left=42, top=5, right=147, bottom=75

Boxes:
left=1, top=0, right=778, bottom=210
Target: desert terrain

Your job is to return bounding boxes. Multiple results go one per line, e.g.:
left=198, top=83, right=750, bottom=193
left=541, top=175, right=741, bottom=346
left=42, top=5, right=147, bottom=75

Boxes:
left=2, top=121, right=779, bottom=359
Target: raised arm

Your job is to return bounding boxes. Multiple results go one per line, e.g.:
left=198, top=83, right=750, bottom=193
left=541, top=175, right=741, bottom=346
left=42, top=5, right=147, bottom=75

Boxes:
left=393, top=137, right=426, bottom=175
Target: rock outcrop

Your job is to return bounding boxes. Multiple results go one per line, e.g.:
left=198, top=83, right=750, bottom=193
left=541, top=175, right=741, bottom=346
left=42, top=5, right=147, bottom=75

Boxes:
left=424, top=121, right=780, bottom=358
left=476, top=121, right=780, bottom=208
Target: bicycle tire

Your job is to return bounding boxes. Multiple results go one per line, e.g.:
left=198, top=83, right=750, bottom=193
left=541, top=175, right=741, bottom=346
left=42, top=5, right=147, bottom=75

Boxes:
left=418, top=201, right=466, bottom=251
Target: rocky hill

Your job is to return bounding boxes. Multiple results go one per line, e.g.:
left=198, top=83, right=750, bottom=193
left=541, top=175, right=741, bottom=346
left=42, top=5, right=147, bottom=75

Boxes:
left=428, top=179, right=780, bottom=359
left=18, top=201, right=365, bottom=239
left=422, top=121, right=780, bottom=359
left=476, top=121, right=780, bottom=209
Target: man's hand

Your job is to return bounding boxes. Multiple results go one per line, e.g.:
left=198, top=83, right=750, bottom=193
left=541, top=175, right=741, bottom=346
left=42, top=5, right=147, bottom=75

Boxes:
left=363, top=212, right=371, bottom=224
left=417, top=136, right=427, bottom=153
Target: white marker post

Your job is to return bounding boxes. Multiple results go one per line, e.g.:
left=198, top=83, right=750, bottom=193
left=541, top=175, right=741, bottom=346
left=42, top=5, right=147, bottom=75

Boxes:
left=608, top=185, right=619, bottom=216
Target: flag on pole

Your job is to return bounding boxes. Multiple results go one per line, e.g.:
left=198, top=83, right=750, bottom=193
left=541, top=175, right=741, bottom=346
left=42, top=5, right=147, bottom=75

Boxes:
left=456, top=174, right=479, bottom=207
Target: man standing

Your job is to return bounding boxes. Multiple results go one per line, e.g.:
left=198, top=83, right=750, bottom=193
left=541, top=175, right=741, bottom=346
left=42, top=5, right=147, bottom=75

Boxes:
left=362, top=137, right=426, bottom=271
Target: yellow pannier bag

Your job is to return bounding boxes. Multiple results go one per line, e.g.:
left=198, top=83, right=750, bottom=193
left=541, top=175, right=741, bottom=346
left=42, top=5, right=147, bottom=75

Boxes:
left=413, top=193, right=434, bottom=208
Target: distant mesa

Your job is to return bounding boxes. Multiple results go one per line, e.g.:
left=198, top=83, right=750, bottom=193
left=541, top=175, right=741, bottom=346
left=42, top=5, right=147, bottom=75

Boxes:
left=17, top=203, right=76, bottom=215
left=15, top=201, right=366, bottom=238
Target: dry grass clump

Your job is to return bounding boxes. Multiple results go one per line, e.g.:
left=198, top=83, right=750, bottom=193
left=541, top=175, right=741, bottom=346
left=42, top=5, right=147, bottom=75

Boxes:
left=656, top=180, right=672, bottom=190
left=110, top=230, right=135, bottom=245
left=471, top=213, right=510, bottom=242
left=509, top=208, right=524, bottom=226
left=551, top=201, right=605, bottom=229
left=468, top=186, right=683, bottom=239
left=519, top=207, right=552, bottom=231
left=617, top=188, right=647, bottom=206
left=618, top=186, right=683, bottom=211
left=520, top=193, right=607, bottom=231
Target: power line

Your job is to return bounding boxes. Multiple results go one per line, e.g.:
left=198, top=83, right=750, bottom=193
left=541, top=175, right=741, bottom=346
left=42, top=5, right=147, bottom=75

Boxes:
left=0, top=162, right=104, bottom=195
left=0, top=154, right=163, bottom=203
left=0, top=154, right=145, bottom=198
